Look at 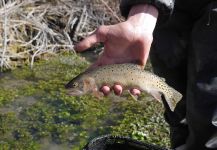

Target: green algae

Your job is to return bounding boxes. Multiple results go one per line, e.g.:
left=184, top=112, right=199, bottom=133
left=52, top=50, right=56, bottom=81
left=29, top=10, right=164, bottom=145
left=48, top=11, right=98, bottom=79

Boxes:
left=0, top=54, right=170, bottom=149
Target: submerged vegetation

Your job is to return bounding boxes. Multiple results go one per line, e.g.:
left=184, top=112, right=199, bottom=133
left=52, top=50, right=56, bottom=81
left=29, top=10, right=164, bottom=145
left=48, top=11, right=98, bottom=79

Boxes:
left=0, top=54, right=170, bottom=149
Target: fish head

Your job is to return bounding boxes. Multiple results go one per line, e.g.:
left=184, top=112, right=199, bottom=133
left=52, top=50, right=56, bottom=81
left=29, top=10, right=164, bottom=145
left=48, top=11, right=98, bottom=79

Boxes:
left=65, top=74, right=86, bottom=96
left=65, top=71, right=97, bottom=96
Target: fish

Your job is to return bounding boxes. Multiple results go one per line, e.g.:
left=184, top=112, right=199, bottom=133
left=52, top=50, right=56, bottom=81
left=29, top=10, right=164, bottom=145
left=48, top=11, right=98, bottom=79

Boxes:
left=65, top=63, right=182, bottom=111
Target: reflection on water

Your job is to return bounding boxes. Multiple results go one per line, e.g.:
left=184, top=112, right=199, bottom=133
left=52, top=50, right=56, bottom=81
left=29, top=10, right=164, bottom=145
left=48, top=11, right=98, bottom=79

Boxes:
left=0, top=54, right=169, bottom=149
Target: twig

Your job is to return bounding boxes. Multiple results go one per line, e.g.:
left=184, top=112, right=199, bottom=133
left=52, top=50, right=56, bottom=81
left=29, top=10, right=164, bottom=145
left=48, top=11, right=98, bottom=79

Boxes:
left=0, top=0, right=121, bottom=70
left=1, top=0, right=8, bottom=71
left=75, top=5, right=87, bottom=34
left=99, top=0, right=123, bottom=22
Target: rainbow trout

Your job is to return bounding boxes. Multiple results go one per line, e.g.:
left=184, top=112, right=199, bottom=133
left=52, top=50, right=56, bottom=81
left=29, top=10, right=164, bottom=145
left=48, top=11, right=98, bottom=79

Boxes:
left=65, top=63, right=182, bottom=111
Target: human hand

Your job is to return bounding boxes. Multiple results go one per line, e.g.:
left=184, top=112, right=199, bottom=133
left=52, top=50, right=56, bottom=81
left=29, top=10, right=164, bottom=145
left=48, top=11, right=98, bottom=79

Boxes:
left=75, top=4, right=158, bottom=96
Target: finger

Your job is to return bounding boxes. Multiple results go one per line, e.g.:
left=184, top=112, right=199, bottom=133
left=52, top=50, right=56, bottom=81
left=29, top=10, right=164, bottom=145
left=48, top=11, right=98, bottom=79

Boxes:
left=75, top=25, right=109, bottom=52
left=130, top=88, right=141, bottom=96
left=100, top=86, right=111, bottom=96
left=113, top=84, right=123, bottom=96
left=75, top=34, right=99, bottom=52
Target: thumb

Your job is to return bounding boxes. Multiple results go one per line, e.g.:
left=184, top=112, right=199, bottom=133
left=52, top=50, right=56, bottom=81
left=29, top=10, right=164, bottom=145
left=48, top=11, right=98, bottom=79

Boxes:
left=75, top=25, right=109, bottom=52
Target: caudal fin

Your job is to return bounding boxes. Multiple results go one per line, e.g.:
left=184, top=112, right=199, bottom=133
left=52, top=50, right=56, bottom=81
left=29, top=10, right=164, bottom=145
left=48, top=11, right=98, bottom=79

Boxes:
left=165, top=88, right=183, bottom=112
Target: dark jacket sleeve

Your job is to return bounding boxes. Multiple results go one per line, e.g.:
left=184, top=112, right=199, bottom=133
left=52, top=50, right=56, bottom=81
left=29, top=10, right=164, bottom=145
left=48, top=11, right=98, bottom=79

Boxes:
left=120, top=0, right=175, bottom=25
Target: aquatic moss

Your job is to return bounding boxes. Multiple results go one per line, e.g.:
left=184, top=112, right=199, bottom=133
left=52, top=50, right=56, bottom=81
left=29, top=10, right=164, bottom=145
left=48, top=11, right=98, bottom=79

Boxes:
left=0, top=89, right=18, bottom=106
left=110, top=96, right=170, bottom=146
left=0, top=54, right=170, bottom=149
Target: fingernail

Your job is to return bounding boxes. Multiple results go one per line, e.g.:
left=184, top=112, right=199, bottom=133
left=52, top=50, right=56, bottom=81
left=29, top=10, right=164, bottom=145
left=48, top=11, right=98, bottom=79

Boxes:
left=100, top=86, right=110, bottom=96
left=130, top=89, right=141, bottom=96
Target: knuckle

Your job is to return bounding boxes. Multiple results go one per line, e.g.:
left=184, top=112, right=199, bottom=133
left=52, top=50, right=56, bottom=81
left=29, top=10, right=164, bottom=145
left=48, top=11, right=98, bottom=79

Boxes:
left=97, top=25, right=106, bottom=34
left=96, top=25, right=109, bottom=40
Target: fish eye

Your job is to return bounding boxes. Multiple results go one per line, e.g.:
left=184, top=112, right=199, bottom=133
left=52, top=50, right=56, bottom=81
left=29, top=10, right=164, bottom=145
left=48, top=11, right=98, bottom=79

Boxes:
left=72, top=82, right=78, bottom=87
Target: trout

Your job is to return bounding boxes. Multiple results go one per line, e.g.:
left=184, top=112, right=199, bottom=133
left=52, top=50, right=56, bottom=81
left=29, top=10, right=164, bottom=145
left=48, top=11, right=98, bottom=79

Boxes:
left=65, top=63, right=182, bottom=111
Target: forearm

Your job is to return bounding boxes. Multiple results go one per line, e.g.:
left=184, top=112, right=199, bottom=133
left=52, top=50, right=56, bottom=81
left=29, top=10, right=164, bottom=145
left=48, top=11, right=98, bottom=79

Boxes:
left=120, top=0, right=174, bottom=25
left=127, top=4, right=158, bottom=33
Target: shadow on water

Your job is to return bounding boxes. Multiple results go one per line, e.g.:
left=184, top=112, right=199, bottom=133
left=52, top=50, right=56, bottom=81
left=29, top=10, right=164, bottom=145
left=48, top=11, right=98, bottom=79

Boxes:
left=0, top=53, right=169, bottom=150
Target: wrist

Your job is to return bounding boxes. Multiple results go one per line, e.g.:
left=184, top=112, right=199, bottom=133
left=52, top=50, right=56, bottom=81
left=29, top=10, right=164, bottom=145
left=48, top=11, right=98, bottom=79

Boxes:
left=127, top=4, right=158, bottom=33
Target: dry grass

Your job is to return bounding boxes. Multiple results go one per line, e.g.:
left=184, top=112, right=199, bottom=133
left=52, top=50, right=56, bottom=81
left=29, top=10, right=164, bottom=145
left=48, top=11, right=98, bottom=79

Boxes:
left=0, top=0, right=122, bottom=70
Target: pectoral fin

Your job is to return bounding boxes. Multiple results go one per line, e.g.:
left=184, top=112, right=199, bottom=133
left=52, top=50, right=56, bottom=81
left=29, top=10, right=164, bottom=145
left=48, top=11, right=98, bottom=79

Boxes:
left=92, top=90, right=104, bottom=99
left=149, top=90, right=162, bottom=102
left=83, top=77, right=97, bottom=92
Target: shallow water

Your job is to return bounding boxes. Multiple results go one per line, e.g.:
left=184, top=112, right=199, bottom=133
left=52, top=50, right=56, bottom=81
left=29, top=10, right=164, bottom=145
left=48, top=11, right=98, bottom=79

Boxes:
left=0, top=54, right=169, bottom=149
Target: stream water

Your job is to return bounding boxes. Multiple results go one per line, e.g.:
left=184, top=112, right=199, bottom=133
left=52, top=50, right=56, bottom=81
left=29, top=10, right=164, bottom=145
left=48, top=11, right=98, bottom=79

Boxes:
left=0, top=54, right=169, bottom=149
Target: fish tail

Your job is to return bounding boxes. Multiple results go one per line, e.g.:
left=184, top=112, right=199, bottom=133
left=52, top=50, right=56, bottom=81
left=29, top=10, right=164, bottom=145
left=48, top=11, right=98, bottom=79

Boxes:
left=172, top=88, right=183, bottom=103
left=164, top=88, right=183, bottom=111
left=171, top=88, right=183, bottom=111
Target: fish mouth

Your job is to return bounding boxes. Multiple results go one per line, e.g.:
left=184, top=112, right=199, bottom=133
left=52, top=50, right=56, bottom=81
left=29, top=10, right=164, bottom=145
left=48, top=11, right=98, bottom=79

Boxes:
left=65, top=82, right=73, bottom=89
left=66, top=89, right=84, bottom=96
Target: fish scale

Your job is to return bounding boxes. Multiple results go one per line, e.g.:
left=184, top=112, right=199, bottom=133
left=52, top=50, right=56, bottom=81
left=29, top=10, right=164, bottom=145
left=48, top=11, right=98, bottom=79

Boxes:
left=65, top=63, right=183, bottom=111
